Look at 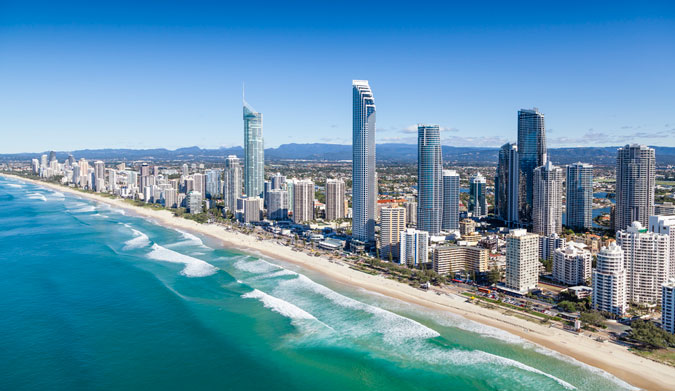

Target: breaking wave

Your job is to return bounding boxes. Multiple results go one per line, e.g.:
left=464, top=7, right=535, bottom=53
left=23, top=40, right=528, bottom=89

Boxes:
left=146, top=244, right=217, bottom=277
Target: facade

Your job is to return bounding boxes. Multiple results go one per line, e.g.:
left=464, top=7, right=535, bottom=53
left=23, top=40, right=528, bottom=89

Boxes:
left=405, top=201, right=417, bottom=227
left=163, top=188, right=177, bottom=209
left=399, top=228, right=429, bottom=267
left=566, top=162, right=593, bottom=230
left=243, top=100, right=264, bottom=198
left=417, top=124, right=443, bottom=235
left=496, top=143, right=519, bottom=225
left=267, top=189, right=289, bottom=220
left=325, top=178, right=346, bottom=221
left=352, top=80, right=377, bottom=243
left=243, top=197, right=263, bottom=224
left=663, top=279, right=675, bottom=334
left=592, top=242, right=627, bottom=316
left=94, top=161, right=105, bottom=192
left=205, top=169, right=222, bottom=199
left=433, top=245, right=488, bottom=275
left=469, top=172, right=487, bottom=218
left=648, top=215, right=675, bottom=278
left=552, top=243, right=592, bottom=286
left=187, top=191, right=203, bottom=214
left=539, top=233, right=566, bottom=261
left=442, top=170, right=459, bottom=231
left=292, top=179, right=314, bottom=223
left=615, top=144, right=655, bottom=231
left=193, top=173, right=205, bottom=199
left=532, top=161, right=563, bottom=236
left=379, top=207, right=406, bottom=260
left=517, top=108, right=547, bottom=224
left=224, top=155, right=242, bottom=213
left=616, top=221, right=671, bottom=305
left=505, top=229, right=539, bottom=293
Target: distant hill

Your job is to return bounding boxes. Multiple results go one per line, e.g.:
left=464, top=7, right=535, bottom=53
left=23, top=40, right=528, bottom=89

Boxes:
left=3, top=144, right=675, bottom=166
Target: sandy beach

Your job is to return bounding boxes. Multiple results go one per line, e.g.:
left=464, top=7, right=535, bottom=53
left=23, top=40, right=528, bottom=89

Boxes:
left=6, top=174, right=675, bottom=391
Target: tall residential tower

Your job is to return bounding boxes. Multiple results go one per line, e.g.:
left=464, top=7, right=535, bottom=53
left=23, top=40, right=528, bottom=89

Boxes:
left=417, top=124, right=443, bottom=235
left=352, top=80, right=377, bottom=243
left=243, top=98, right=264, bottom=198
left=517, top=108, right=546, bottom=224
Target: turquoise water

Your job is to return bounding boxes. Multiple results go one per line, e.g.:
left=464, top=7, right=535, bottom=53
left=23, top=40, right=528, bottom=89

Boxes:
left=0, top=176, right=635, bottom=391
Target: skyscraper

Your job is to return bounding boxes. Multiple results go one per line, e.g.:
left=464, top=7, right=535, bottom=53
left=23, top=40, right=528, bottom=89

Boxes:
left=442, top=170, right=459, bottom=231
left=244, top=98, right=264, bottom=198
left=325, top=178, right=346, bottom=221
left=552, top=243, right=592, bottom=286
left=469, top=172, right=487, bottom=218
left=649, top=215, right=675, bottom=278
left=496, top=143, right=519, bottom=226
left=615, top=144, right=655, bottom=231
left=205, top=169, right=222, bottom=199
left=352, top=80, right=376, bottom=243
left=94, top=161, right=105, bottom=192
left=517, top=108, right=546, bottom=224
left=399, top=228, right=429, bottom=267
left=292, top=179, right=314, bottom=223
left=417, top=124, right=443, bottom=235
left=223, top=155, right=242, bottom=213
left=663, top=279, right=675, bottom=334
left=566, top=162, right=593, bottom=230
left=592, top=242, right=627, bottom=316
left=616, top=221, right=671, bottom=305
left=267, top=189, right=289, bottom=221
left=505, top=229, right=539, bottom=293
left=532, top=161, right=563, bottom=236
left=379, top=207, right=406, bottom=260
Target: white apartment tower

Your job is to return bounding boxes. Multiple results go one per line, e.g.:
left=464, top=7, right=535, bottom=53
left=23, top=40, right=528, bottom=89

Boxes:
left=224, top=155, right=242, bottom=213
left=592, top=242, right=627, bottom=316
left=399, top=228, right=428, bottom=267
left=505, top=229, right=540, bottom=293
left=442, top=170, right=460, bottom=231
left=293, top=179, right=314, bottom=223
left=615, top=144, right=655, bottom=231
left=616, top=221, right=671, bottom=305
left=649, top=215, right=675, bottom=278
left=552, top=243, right=592, bottom=286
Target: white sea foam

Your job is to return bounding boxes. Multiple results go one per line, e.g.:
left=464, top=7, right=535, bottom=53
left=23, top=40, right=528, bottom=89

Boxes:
left=27, top=193, right=47, bottom=202
left=423, top=310, right=525, bottom=345
left=234, top=258, right=283, bottom=274
left=50, top=191, right=65, bottom=198
left=123, top=229, right=151, bottom=250
left=146, top=244, right=218, bottom=277
left=242, top=289, right=317, bottom=320
left=70, top=205, right=96, bottom=213
left=166, top=229, right=208, bottom=248
left=6, top=183, right=22, bottom=188
left=278, top=274, right=440, bottom=342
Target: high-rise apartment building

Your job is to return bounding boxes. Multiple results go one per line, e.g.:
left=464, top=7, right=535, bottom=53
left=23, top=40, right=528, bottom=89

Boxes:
left=592, top=242, right=627, bottom=316
left=224, top=155, right=242, bottom=213
left=566, top=162, right=593, bottom=230
left=399, top=228, right=429, bottom=267
left=325, top=179, right=346, bottom=221
left=505, top=229, right=539, bottom=293
left=496, top=143, right=519, bottom=225
left=193, top=173, right=205, bottom=198
left=433, top=245, right=488, bottom=275
left=242, top=197, right=263, bottom=224
left=616, top=221, right=671, bottom=305
left=533, top=161, right=563, bottom=236
left=663, top=279, right=675, bottom=334
left=379, top=207, right=406, bottom=260
left=649, top=215, right=675, bottom=278
left=244, top=99, right=264, bottom=198
left=94, top=161, right=105, bottom=192
left=552, top=243, right=592, bottom=286
left=615, top=144, right=655, bottom=231
left=469, top=172, right=487, bottom=218
left=267, top=189, right=288, bottom=221
left=442, top=170, right=459, bottom=231
left=352, top=80, right=377, bottom=243
left=417, top=124, right=443, bottom=235
left=517, top=108, right=546, bottom=224
left=205, top=169, right=222, bottom=198
left=187, top=191, right=203, bottom=215
left=292, top=179, right=314, bottom=223
left=539, top=233, right=566, bottom=261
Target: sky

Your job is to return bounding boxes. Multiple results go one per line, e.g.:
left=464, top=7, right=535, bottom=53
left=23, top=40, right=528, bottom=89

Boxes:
left=1, top=1, right=674, bottom=153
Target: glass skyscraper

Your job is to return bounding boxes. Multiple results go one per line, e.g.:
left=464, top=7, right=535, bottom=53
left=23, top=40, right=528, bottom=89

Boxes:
left=352, top=80, right=377, bottom=243
left=496, top=143, right=519, bottom=226
left=615, top=144, right=655, bottom=231
left=517, top=108, right=546, bottom=225
left=566, top=162, right=593, bottom=230
left=417, top=125, right=443, bottom=235
left=243, top=100, right=264, bottom=198
left=442, top=170, right=459, bottom=231
left=469, top=172, right=487, bottom=218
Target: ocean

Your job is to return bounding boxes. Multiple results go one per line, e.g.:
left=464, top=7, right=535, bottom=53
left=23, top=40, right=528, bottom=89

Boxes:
left=0, top=176, right=635, bottom=391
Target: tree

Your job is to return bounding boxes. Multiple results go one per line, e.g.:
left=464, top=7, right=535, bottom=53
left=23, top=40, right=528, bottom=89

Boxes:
left=388, top=251, right=393, bottom=263
left=557, top=301, right=577, bottom=313
left=539, top=258, right=552, bottom=273
left=487, top=267, right=501, bottom=285
left=579, top=310, right=605, bottom=327
left=629, top=319, right=675, bottom=349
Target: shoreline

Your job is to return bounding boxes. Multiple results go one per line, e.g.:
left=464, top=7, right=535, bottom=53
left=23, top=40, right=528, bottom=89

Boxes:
left=5, top=174, right=674, bottom=390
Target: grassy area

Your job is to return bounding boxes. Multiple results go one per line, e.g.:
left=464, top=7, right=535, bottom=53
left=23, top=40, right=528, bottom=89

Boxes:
left=656, top=180, right=675, bottom=186
left=632, top=348, right=675, bottom=367
left=461, top=292, right=563, bottom=322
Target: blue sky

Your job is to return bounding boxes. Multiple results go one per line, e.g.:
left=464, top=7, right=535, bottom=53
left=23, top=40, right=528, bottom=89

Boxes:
left=1, top=1, right=674, bottom=153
